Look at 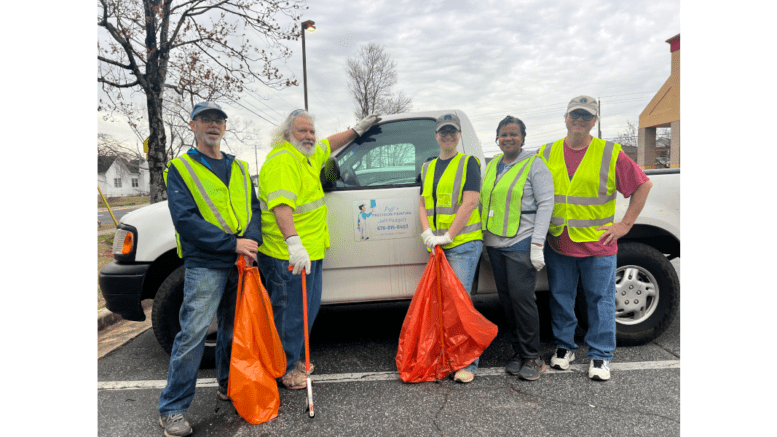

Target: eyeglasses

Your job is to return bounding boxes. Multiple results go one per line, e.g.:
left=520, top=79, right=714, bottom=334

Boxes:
left=291, top=109, right=306, bottom=117
left=437, top=129, right=460, bottom=137
left=196, top=117, right=226, bottom=126
left=568, top=111, right=595, bottom=121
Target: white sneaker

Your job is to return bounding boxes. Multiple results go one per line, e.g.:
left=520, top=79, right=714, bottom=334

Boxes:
left=550, top=348, right=575, bottom=370
left=588, top=359, right=611, bottom=381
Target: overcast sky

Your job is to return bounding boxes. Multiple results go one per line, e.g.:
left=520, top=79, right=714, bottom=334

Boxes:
left=98, top=0, right=680, bottom=170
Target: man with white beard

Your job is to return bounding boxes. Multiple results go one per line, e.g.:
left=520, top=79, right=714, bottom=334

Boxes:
left=257, top=109, right=380, bottom=389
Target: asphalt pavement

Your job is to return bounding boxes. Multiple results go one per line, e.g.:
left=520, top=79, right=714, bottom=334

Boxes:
left=98, top=260, right=681, bottom=436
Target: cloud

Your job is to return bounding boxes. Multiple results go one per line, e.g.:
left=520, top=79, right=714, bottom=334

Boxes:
left=98, top=0, right=680, bottom=162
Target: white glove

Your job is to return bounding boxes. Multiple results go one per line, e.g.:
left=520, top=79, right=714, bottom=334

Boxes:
left=353, top=113, right=381, bottom=136
left=285, top=235, right=311, bottom=275
left=530, top=244, right=545, bottom=271
left=428, top=232, right=453, bottom=249
left=421, top=229, right=435, bottom=248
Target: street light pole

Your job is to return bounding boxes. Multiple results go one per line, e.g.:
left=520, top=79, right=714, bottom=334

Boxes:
left=301, top=20, right=316, bottom=111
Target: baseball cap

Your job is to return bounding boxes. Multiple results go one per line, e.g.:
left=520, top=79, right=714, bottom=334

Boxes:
left=436, top=113, right=461, bottom=132
left=191, top=102, right=228, bottom=120
left=566, top=96, right=598, bottom=116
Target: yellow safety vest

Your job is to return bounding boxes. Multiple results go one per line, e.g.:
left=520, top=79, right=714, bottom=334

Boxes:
left=257, top=140, right=330, bottom=260
left=540, top=138, right=621, bottom=242
left=480, top=154, right=539, bottom=237
left=164, top=152, right=252, bottom=257
left=421, top=153, right=482, bottom=250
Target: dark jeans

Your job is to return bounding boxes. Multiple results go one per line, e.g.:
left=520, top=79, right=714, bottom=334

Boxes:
left=486, top=246, right=540, bottom=360
left=256, top=253, right=324, bottom=373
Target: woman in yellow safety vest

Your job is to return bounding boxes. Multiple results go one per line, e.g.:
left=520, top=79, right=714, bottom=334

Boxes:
left=480, top=116, right=555, bottom=381
left=419, top=113, right=483, bottom=384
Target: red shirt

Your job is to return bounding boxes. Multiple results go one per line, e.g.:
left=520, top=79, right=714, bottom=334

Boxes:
left=546, top=141, right=650, bottom=257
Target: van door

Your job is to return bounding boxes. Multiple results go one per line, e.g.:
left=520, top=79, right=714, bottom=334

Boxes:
left=321, top=118, right=442, bottom=304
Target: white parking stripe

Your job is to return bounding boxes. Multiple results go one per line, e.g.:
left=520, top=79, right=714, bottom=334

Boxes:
left=98, top=360, right=679, bottom=391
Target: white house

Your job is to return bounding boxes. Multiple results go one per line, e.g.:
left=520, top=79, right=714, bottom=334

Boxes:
left=98, top=156, right=150, bottom=197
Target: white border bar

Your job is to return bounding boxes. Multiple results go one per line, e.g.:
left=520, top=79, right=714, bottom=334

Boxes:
left=98, top=360, right=679, bottom=391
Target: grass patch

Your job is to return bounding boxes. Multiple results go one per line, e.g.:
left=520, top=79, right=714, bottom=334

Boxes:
left=99, top=195, right=149, bottom=209
left=98, top=234, right=115, bottom=311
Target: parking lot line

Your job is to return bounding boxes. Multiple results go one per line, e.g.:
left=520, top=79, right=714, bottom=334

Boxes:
left=98, top=360, right=680, bottom=391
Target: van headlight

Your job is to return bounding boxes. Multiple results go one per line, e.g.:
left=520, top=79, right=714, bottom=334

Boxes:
left=112, top=224, right=137, bottom=262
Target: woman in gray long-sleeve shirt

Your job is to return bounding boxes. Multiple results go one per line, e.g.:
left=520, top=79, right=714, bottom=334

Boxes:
left=480, top=116, right=555, bottom=381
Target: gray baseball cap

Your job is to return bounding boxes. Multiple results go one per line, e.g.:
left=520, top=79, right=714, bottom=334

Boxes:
left=191, top=102, right=228, bottom=120
left=436, top=113, right=461, bottom=131
left=566, top=96, right=598, bottom=116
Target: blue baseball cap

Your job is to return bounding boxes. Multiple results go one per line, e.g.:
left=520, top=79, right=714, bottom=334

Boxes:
left=191, top=102, right=228, bottom=120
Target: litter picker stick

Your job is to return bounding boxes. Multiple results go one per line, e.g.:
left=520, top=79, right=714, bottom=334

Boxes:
left=289, top=266, right=315, bottom=418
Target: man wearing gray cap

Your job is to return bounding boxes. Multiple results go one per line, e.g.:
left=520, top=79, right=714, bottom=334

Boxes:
left=539, top=96, right=652, bottom=381
left=158, top=102, right=263, bottom=436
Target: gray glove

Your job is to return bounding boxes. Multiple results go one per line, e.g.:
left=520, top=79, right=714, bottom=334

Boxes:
left=353, top=114, right=381, bottom=136
left=530, top=244, right=545, bottom=271
left=285, top=235, right=311, bottom=275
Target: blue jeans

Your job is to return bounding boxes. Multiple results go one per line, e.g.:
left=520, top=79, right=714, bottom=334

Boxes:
left=443, top=240, right=483, bottom=372
left=159, top=266, right=238, bottom=417
left=256, top=253, right=323, bottom=373
left=545, top=246, right=617, bottom=361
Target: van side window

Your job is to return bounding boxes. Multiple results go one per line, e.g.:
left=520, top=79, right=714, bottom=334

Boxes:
left=336, top=119, right=439, bottom=189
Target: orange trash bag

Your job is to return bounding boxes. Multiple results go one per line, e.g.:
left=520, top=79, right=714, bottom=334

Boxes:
left=228, top=256, right=287, bottom=424
left=396, top=246, right=498, bottom=383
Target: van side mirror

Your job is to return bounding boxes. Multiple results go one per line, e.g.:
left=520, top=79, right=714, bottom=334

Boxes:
left=320, top=158, right=341, bottom=192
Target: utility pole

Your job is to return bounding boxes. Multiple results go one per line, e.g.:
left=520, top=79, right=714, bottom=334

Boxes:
left=253, top=143, right=260, bottom=177
left=598, top=98, right=602, bottom=138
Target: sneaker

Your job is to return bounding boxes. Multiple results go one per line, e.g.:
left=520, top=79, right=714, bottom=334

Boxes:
left=159, top=414, right=193, bottom=437
left=517, top=358, right=547, bottom=381
left=294, top=359, right=315, bottom=374
left=589, top=359, right=611, bottom=381
left=452, top=368, right=475, bottom=383
left=505, top=353, right=522, bottom=375
left=217, top=384, right=230, bottom=401
left=550, top=348, right=575, bottom=370
left=280, top=368, right=307, bottom=390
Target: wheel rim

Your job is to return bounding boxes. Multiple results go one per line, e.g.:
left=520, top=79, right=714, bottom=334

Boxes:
left=615, top=264, right=659, bottom=325
left=205, top=317, right=218, bottom=348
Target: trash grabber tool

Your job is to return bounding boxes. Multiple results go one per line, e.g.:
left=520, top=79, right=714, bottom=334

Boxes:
left=289, top=266, right=315, bottom=418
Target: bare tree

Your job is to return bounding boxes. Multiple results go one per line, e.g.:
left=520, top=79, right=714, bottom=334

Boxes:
left=98, top=0, right=307, bottom=203
left=614, top=120, right=671, bottom=168
left=99, top=133, right=144, bottom=161
left=346, top=43, right=412, bottom=120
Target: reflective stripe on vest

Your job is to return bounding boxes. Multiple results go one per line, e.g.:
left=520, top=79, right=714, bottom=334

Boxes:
left=480, top=154, right=537, bottom=237
left=421, top=153, right=482, bottom=249
left=540, top=138, right=620, bottom=242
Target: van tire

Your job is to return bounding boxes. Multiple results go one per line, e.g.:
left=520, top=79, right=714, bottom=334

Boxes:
left=151, top=266, right=216, bottom=368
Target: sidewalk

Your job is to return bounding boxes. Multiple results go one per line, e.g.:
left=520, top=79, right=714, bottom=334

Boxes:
left=98, top=301, right=153, bottom=359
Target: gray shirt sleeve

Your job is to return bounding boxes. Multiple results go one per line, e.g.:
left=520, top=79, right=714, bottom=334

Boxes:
left=527, top=158, right=554, bottom=245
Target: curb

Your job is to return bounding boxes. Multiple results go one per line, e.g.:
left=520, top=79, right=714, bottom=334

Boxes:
left=98, top=300, right=153, bottom=331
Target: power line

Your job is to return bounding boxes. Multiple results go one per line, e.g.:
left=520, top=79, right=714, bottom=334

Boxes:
left=467, top=91, right=658, bottom=123
left=223, top=97, right=280, bottom=127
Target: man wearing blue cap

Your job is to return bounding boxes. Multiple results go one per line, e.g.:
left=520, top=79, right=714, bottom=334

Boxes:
left=158, top=102, right=263, bottom=436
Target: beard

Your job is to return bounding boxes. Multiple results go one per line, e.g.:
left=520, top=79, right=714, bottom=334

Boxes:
left=290, top=136, right=316, bottom=157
